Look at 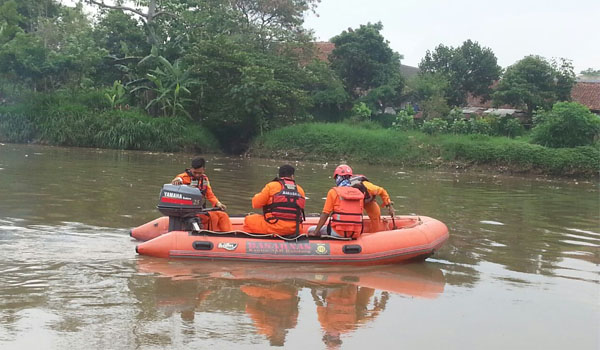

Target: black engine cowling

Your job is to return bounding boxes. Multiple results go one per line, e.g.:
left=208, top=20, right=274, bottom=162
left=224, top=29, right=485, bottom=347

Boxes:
left=157, top=184, right=205, bottom=231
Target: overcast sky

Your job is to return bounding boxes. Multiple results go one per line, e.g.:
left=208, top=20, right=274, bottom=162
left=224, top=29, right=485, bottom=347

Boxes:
left=304, top=0, right=599, bottom=73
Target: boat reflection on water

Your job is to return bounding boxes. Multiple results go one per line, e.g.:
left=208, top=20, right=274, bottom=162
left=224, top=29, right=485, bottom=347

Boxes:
left=135, top=258, right=445, bottom=348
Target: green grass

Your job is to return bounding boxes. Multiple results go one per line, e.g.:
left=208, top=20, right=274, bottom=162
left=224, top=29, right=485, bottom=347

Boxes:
left=251, top=123, right=600, bottom=177
left=252, top=122, right=433, bottom=165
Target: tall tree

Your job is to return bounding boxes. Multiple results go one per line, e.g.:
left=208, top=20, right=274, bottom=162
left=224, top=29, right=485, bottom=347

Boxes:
left=303, top=60, right=350, bottom=121
left=229, top=0, right=319, bottom=48
left=0, top=3, right=104, bottom=90
left=0, top=0, right=60, bottom=33
left=0, top=0, right=23, bottom=44
left=185, top=35, right=312, bottom=152
left=85, top=0, right=176, bottom=46
left=492, top=55, right=575, bottom=115
left=92, top=9, right=151, bottom=85
left=408, top=72, right=451, bottom=120
left=94, top=9, right=149, bottom=59
left=0, top=32, right=49, bottom=90
left=419, top=39, right=502, bottom=106
left=329, top=22, right=404, bottom=111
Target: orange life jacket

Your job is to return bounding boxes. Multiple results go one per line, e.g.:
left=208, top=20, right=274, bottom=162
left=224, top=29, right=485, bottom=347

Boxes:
left=329, top=186, right=364, bottom=238
left=184, top=170, right=208, bottom=207
left=349, top=175, right=374, bottom=203
left=263, top=178, right=306, bottom=225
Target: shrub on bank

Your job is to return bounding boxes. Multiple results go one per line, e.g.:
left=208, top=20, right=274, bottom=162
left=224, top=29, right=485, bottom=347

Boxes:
left=439, top=135, right=599, bottom=175
left=422, top=118, right=448, bottom=135
left=392, top=110, right=415, bottom=131
left=0, top=90, right=220, bottom=152
left=449, top=119, right=470, bottom=134
left=469, top=118, right=493, bottom=135
left=531, top=102, right=600, bottom=148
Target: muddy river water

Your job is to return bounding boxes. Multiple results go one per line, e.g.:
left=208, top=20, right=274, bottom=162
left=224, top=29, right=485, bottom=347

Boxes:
left=0, top=143, right=598, bottom=349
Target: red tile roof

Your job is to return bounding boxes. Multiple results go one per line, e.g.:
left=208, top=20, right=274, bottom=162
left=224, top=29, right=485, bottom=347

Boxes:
left=571, top=82, right=600, bottom=111
left=466, top=94, right=496, bottom=108
left=314, top=41, right=335, bottom=62
left=465, top=81, right=515, bottom=109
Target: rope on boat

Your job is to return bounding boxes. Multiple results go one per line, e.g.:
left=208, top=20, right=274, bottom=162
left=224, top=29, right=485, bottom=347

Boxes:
left=319, top=235, right=352, bottom=241
left=191, top=229, right=352, bottom=241
left=193, top=229, right=310, bottom=241
left=194, top=229, right=271, bottom=237
left=274, top=233, right=309, bottom=241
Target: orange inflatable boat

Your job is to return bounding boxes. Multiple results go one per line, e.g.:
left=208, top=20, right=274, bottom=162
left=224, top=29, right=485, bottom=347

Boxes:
left=133, top=185, right=449, bottom=265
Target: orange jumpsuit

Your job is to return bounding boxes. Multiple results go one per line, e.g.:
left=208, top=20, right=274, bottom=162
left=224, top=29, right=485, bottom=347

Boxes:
left=173, top=171, right=232, bottom=231
left=362, top=181, right=392, bottom=230
left=243, top=181, right=306, bottom=235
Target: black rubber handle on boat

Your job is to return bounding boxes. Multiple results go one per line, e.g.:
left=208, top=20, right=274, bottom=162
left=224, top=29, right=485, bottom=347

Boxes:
left=193, top=241, right=214, bottom=250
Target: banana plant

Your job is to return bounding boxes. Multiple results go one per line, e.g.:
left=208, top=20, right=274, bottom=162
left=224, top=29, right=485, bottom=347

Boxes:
left=132, top=50, right=198, bottom=118
left=105, top=80, right=126, bottom=109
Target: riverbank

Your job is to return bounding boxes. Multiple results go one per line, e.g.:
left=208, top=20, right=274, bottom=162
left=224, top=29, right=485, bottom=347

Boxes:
left=1, top=100, right=598, bottom=178
left=249, top=123, right=600, bottom=178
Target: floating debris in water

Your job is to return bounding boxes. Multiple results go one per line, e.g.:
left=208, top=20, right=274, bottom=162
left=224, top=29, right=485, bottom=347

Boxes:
left=480, top=220, right=505, bottom=225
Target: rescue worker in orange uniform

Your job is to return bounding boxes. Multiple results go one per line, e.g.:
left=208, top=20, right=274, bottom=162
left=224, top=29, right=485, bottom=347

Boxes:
left=348, top=172, right=395, bottom=231
left=308, top=164, right=364, bottom=238
left=243, top=164, right=306, bottom=235
left=171, top=157, right=232, bottom=231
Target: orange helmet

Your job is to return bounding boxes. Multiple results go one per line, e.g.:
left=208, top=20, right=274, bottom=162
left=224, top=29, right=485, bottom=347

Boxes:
left=333, top=164, right=353, bottom=178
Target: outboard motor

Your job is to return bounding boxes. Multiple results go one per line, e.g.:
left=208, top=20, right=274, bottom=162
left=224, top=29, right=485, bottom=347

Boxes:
left=157, top=184, right=205, bottom=232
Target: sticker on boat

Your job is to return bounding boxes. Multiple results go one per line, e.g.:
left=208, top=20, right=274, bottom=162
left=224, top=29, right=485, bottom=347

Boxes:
left=246, top=242, right=330, bottom=255
left=217, top=242, right=238, bottom=251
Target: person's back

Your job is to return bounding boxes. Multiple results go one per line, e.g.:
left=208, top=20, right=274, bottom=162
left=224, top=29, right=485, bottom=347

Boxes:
left=308, top=164, right=364, bottom=238
left=243, top=165, right=305, bottom=235
left=328, top=186, right=364, bottom=237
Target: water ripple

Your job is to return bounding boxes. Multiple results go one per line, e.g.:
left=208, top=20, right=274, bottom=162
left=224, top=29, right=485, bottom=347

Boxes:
left=565, top=228, right=600, bottom=236
left=559, top=240, right=599, bottom=248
